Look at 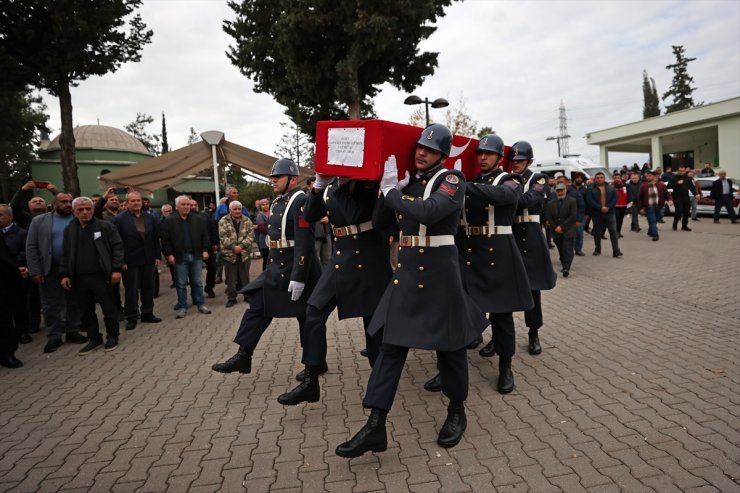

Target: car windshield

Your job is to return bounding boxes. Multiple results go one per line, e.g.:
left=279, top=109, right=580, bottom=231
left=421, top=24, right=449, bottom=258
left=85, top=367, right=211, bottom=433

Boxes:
left=584, top=168, right=613, bottom=180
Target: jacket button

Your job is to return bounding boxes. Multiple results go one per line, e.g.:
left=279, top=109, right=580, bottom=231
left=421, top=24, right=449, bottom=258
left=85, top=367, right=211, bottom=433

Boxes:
left=418, top=266, right=424, bottom=271
left=419, top=249, right=425, bottom=254
left=397, top=263, right=401, bottom=269
left=523, top=249, right=527, bottom=253
left=355, top=250, right=360, bottom=254
left=489, top=247, right=494, bottom=252
left=422, top=180, right=427, bottom=185
left=352, top=235, right=358, bottom=239
left=418, top=284, right=424, bottom=289
left=484, top=206, right=489, bottom=211
left=358, top=264, right=363, bottom=269
left=466, top=261, right=471, bottom=266
left=279, top=249, right=284, bottom=253
left=335, top=265, right=340, bottom=269
left=270, top=259, right=274, bottom=263
left=490, top=262, right=495, bottom=266
left=398, top=214, right=403, bottom=220
left=522, top=238, right=526, bottom=242
left=281, top=274, right=285, bottom=277
left=336, top=251, right=341, bottom=255
left=393, top=279, right=399, bottom=285
left=280, top=262, right=285, bottom=266
left=467, top=248, right=472, bottom=252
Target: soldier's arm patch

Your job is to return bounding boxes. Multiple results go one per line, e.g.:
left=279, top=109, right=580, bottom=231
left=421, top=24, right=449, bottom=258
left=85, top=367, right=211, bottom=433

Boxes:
left=439, top=183, right=458, bottom=197
left=537, top=177, right=547, bottom=185
left=401, top=195, right=415, bottom=201
left=533, top=184, right=545, bottom=191
left=445, top=174, right=460, bottom=185
left=505, top=180, right=520, bottom=190
left=298, top=214, right=311, bottom=229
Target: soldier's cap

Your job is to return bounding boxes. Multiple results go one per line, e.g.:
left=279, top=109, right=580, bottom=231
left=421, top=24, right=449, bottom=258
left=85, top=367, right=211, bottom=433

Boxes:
left=555, top=183, right=567, bottom=191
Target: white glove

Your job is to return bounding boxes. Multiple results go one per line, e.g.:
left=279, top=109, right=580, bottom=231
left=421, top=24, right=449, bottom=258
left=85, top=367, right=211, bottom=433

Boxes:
left=397, top=171, right=410, bottom=190
left=380, top=155, right=399, bottom=196
left=288, top=281, right=305, bottom=301
left=313, top=173, right=331, bottom=190
left=453, top=159, right=462, bottom=171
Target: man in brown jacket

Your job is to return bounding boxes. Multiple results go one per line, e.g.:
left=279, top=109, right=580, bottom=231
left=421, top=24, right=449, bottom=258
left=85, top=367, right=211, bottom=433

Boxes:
left=546, top=184, right=578, bottom=277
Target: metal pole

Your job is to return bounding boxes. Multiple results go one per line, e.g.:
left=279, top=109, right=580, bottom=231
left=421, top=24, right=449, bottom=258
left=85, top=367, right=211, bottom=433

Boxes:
left=557, top=138, right=561, bottom=158
left=424, top=98, right=430, bottom=126
left=211, top=144, right=220, bottom=204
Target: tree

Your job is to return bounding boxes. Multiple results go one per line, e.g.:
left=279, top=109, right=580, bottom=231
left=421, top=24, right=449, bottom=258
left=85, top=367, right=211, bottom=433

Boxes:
left=124, top=113, right=160, bottom=155
left=274, top=122, right=315, bottom=167
left=224, top=0, right=455, bottom=139
left=662, top=45, right=701, bottom=114
left=0, top=0, right=153, bottom=196
left=0, top=88, right=49, bottom=201
left=406, top=95, right=478, bottom=137
left=477, top=127, right=494, bottom=138
left=642, top=70, right=661, bottom=118
left=161, top=112, right=169, bottom=154
left=187, top=127, right=200, bottom=145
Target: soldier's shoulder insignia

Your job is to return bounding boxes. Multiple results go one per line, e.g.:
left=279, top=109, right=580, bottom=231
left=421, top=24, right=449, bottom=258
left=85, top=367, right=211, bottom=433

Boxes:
left=537, top=177, right=546, bottom=185
left=401, top=195, right=415, bottom=201
left=445, top=174, right=460, bottom=185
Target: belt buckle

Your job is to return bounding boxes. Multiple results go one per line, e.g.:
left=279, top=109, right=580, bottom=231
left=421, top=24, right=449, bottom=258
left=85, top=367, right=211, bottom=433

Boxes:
left=334, top=227, right=346, bottom=238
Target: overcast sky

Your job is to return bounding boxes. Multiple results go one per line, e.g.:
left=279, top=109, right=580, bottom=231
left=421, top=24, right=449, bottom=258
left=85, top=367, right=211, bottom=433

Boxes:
left=40, top=0, right=740, bottom=167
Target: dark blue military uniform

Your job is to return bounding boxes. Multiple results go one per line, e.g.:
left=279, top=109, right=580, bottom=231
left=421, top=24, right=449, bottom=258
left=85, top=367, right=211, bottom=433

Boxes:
left=364, top=166, right=489, bottom=411
left=513, top=169, right=557, bottom=332
left=301, top=179, right=392, bottom=367
left=462, top=169, right=534, bottom=359
left=233, top=187, right=321, bottom=351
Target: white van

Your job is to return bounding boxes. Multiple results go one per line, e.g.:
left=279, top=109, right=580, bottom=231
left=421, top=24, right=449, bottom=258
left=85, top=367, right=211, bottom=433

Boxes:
left=531, top=155, right=612, bottom=181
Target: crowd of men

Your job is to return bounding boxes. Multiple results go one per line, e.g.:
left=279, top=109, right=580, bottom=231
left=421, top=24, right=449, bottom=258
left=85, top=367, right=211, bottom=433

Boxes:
left=1, top=129, right=737, bottom=460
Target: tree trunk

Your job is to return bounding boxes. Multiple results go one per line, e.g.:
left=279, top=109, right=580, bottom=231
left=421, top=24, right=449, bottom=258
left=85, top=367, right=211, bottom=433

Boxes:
left=57, top=81, right=80, bottom=196
left=348, top=92, right=361, bottom=120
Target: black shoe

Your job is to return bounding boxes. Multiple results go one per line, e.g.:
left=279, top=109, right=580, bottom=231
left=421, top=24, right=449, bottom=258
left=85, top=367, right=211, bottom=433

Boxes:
left=437, top=404, right=467, bottom=448
left=19, top=332, right=32, bottom=344
left=658, top=219, right=665, bottom=223
left=336, top=408, right=388, bottom=458
left=497, top=361, right=515, bottom=394
left=140, top=314, right=162, bottom=323
left=691, top=218, right=699, bottom=221
left=593, top=250, right=601, bottom=256
left=206, top=289, right=216, bottom=299
left=65, top=331, right=88, bottom=344
left=169, top=282, right=176, bottom=288
left=104, top=337, right=118, bottom=352
left=479, top=339, right=496, bottom=357
left=562, top=269, right=569, bottom=278
left=212, top=349, right=252, bottom=374
left=278, top=367, right=321, bottom=405
left=548, top=243, right=555, bottom=249
left=360, top=348, right=369, bottom=358
left=296, top=361, right=328, bottom=381
left=43, top=338, right=63, bottom=353
left=225, top=299, right=237, bottom=307
left=528, top=334, right=542, bottom=355
left=0, top=355, right=23, bottom=368
left=601, top=236, right=607, bottom=240
left=575, top=250, right=585, bottom=257
left=125, top=320, right=137, bottom=331
left=78, top=338, right=103, bottom=355
left=618, top=233, right=624, bottom=238
left=467, top=335, right=482, bottom=349
left=613, top=250, right=623, bottom=258
left=424, top=373, right=442, bottom=392
left=672, top=225, right=678, bottom=231
left=652, top=235, right=659, bottom=241
left=681, top=227, right=692, bottom=231
left=635, top=227, right=642, bottom=232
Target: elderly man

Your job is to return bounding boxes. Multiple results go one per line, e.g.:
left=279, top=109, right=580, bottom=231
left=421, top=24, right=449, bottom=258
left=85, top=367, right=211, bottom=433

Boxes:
left=60, top=197, right=124, bottom=354
left=113, top=191, right=162, bottom=330
left=160, top=195, right=212, bottom=318
left=26, top=192, right=88, bottom=353
left=0, top=214, right=26, bottom=368
left=546, top=184, right=578, bottom=277
left=218, top=200, right=254, bottom=307
left=710, top=170, right=738, bottom=224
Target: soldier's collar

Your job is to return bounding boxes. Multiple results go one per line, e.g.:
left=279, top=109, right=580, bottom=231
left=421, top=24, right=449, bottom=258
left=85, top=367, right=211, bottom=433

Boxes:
left=417, top=164, right=444, bottom=179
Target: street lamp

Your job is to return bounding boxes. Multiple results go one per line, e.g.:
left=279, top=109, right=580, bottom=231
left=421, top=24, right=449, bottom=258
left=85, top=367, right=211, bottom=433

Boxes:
left=546, top=135, right=571, bottom=158
left=404, top=95, right=449, bottom=126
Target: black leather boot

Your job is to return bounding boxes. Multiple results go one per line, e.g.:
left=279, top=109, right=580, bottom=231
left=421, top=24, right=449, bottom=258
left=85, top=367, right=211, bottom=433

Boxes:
left=336, top=408, right=388, bottom=458
left=212, top=348, right=251, bottom=374
left=437, top=401, right=467, bottom=448
left=296, top=361, right=328, bottom=381
left=423, top=373, right=442, bottom=392
left=278, top=366, right=321, bottom=405
left=479, top=339, right=496, bottom=357
left=528, top=330, right=542, bottom=355
left=467, top=335, right=482, bottom=349
left=497, top=357, right=515, bottom=394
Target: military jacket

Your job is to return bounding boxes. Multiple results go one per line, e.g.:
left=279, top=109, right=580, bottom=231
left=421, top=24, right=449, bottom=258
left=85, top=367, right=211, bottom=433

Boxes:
left=304, top=179, right=391, bottom=319
left=513, top=169, right=556, bottom=291
left=241, top=187, right=320, bottom=318
left=368, top=166, right=489, bottom=351
left=218, top=215, right=254, bottom=264
left=461, top=169, right=533, bottom=313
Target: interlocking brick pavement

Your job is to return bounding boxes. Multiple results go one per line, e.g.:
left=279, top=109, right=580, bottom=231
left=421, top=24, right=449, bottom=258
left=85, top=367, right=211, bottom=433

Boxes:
left=1, top=218, right=738, bottom=492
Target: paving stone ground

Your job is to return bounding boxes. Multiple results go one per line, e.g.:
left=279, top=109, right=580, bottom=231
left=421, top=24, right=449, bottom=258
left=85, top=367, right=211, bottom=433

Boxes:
left=1, top=216, right=739, bottom=493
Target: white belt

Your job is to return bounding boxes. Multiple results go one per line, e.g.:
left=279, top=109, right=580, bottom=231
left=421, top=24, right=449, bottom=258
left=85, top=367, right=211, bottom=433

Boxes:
left=466, top=225, right=513, bottom=236
left=332, top=220, right=373, bottom=237
left=513, top=214, right=540, bottom=223
left=268, top=239, right=294, bottom=249
left=399, top=234, right=455, bottom=247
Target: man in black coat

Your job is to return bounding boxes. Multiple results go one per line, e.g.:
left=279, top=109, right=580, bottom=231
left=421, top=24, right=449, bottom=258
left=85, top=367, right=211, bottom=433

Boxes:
left=211, top=159, right=321, bottom=376
left=0, top=206, right=28, bottom=368
left=0, top=204, right=31, bottom=345
left=336, top=124, right=489, bottom=458
left=277, top=177, right=392, bottom=406
left=511, top=141, right=557, bottom=357
left=112, top=191, right=162, bottom=331
left=585, top=172, right=622, bottom=257
left=668, top=166, right=695, bottom=231
left=60, top=197, right=125, bottom=354
left=625, top=171, right=643, bottom=232
left=546, top=184, right=578, bottom=277
left=710, top=170, right=738, bottom=223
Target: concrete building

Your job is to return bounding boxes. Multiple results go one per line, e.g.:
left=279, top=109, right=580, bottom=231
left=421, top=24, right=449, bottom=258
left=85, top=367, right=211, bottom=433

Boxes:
left=587, top=97, right=740, bottom=177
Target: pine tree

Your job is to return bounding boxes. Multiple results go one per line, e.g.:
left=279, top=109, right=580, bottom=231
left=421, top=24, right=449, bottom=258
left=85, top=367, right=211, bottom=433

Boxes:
left=124, top=113, right=160, bottom=155
left=642, top=70, right=661, bottom=118
left=662, top=45, right=700, bottom=113
left=161, top=112, right=169, bottom=154
left=187, top=127, right=199, bottom=145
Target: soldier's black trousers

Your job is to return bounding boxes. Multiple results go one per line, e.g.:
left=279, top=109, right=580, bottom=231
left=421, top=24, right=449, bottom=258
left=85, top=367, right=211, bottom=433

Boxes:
left=363, top=342, right=468, bottom=411
left=524, top=290, right=543, bottom=331
left=490, top=312, right=515, bottom=359
left=234, top=287, right=305, bottom=353
left=303, top=298, right=378, bottom=367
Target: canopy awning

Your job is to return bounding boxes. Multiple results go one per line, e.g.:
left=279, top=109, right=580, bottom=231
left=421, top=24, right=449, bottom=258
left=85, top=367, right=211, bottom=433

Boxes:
left=99, top=134, right=313, bottom=194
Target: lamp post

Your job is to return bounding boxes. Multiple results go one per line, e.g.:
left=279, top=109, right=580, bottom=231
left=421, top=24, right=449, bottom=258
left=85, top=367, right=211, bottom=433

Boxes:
left=546, top=134, right=571, bottom=157
left=404, top=95, right=449, bottom=126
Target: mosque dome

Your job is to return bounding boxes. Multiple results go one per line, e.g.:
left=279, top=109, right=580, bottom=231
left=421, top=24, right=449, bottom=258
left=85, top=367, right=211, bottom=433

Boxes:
left=46, top=125, right=151, bottom=155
